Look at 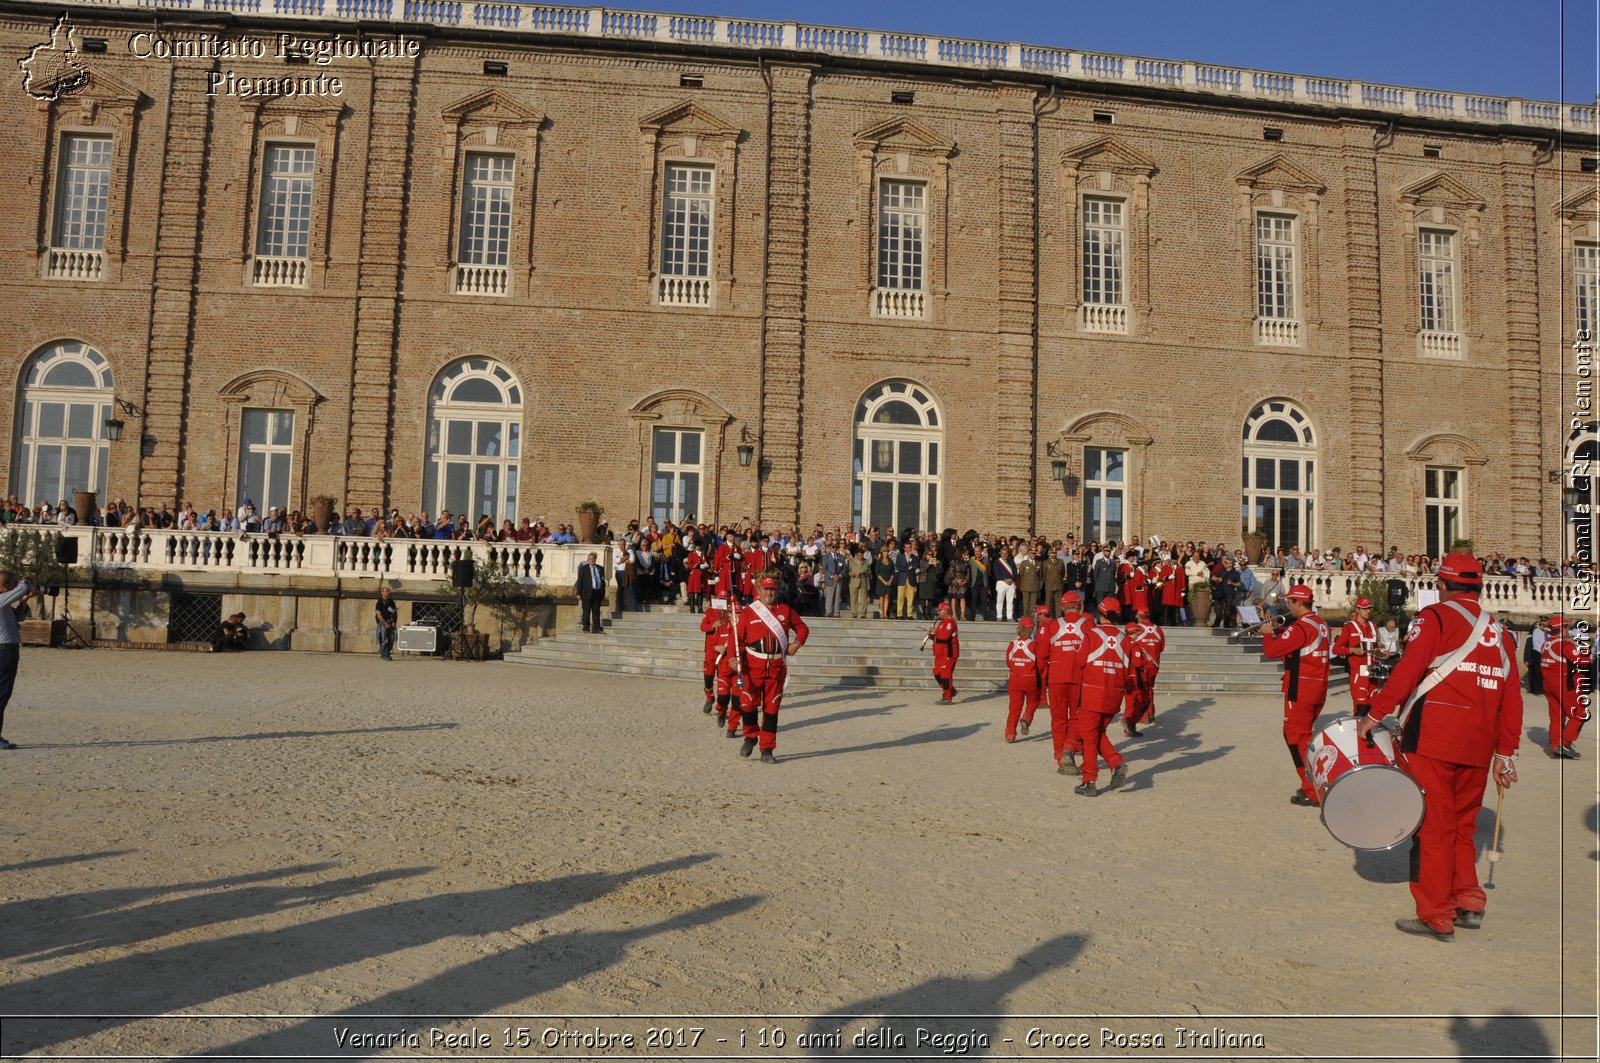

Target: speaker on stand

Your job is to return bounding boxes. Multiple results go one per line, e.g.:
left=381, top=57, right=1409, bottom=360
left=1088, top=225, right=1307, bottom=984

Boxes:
left=53, top=534, right=88, bottom=648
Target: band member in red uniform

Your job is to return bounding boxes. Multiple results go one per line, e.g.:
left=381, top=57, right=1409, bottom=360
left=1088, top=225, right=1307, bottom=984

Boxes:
left=712, top=541, right=735, bottom=604
left=930, top=602, right=960, bottom=701
left=699, top=606, right=724, bottom=713
left=1015, top=606, right=1051, bottom=736
left=1158, top=557, right=1185, bottom=628
left=706, top=608, right=741, bottom=734
left=1124, top=563, right=1151, bottom=622
left=1123, top=608, right=1165, bottom=736
left=1541, top=616, right=1590, bottom=758
left=1332, top=596, right=1379, bottom=717
left=1004, top=616, right=1042, bottom=742
left=734, top=576, right=808, bottom=762
left=1262, top=584, right=1331, bottom=806
left=1070, top=596, right=1139, bottom=796
left=685, top=545, right=708, bottom=613
left=1359, top=552, right=1521, bottom=941
left=1039, top=591, right=1092, bottom=774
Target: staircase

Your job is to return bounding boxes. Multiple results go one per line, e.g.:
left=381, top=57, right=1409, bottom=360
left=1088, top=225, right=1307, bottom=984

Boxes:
left=507, top=610, right=1299, bottom=694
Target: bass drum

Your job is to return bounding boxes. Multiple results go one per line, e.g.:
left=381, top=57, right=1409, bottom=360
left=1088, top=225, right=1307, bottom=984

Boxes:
left=1306, top=716, right=1425, bottom=851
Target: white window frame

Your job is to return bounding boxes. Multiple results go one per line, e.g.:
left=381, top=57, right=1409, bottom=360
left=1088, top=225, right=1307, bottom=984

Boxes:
left=1577, top=242, right=1598, bottom=341
left=423, top=358, right=523, bottom=526
left=11, top=341, right=113, bottom=508
left=650, top=427, right=704, bottom=525
left=252, top=143, right=314, bottom=288
left=657, top=163, right=714, bottom=307
left=46, top=133, right=111, bottom=282
left=1241, top=400, right=1318, bottom=552
left=1082, top=445, right=1127, bottom=543
left=1254, top=212, right=1300, bottom=347
left=1418, top=227, right=1461, bottom=357
left=237, top=408, right=296, bottom=516
left=1423, top=465, right=1464, bottom=560
left=454, top=152, right=515, bottom=297
left=852, top=381, right=942, bottom=533
left=1079, top=195, right=1127, bottom=334
left=873, top=179, right=927, bottom=319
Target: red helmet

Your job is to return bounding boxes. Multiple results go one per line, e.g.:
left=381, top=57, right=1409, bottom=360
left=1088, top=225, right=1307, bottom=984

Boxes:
left=1016, top=616, right=1035, bottom=631
left=1436, top=552, right=1483, bottom=586
left=1034, top=604, right=1051, bottom=615
left=1061, top=590, right=1082, bottom=603
left=1548, top=615, right=1566, bottom=630
left=758, top=576, right=779, bottom=589
left=1097, top=596, right=1121, bottom=616
left=1286, top=584, right=1314, bottom=604
left=937, top=601, right=952, bottom=613
left=1354, top=597, right=1373, bottom=609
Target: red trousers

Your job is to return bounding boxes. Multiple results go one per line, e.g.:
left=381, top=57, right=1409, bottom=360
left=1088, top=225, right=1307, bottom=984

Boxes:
left=1546, top=689, right=1588, bottom=750
left=1046, top=681, right=1080, bottom=764
left=1075, top=708, right=1124, bottom=784
left=1403, top=752, right=1490, bottom=932
left=739, top=663, right=787, bottom=751
left=1125, top=668, right=1158, bottom=727
left=1283, top=696, right=1325, bottom=801
left=1005, top=677, right=1040, bottom=741
left=933, top=653, right=958, bottom=698
left=1346, top=659, right=1374, bottom=714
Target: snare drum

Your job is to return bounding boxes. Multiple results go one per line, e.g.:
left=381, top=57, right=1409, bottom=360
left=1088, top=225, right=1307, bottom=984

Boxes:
left=1305, top=716, right=1425, bottom=851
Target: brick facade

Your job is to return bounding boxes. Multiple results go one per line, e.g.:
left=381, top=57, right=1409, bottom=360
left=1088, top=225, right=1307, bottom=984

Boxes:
left=0, top=2, right=1590, bottom=556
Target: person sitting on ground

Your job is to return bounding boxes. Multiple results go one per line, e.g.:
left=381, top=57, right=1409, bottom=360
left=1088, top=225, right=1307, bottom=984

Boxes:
left=214, top=612, right=249, bottom=652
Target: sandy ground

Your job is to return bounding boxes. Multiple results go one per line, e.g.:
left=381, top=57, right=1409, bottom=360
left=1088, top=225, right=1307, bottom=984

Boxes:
left=0, top=647, right=1594, bottom=1061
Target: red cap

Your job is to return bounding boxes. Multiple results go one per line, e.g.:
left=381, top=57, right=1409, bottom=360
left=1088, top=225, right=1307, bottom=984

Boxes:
left=1548, top=615, right=1566, bottom=629
left=1286, top=584, right=1314, bottom=604
left=1061, top=590, right=1082, bottom=603
left=759, top=576, right=778, bottom=588
left=1034, top=604, right=1051, bottom=615
left=1437, top=552, right=1483, bottom=586
left=1017, top=616, right=1035, bottom=630
left=1354, top=597, right=1372, bottom=609
left=937, top=601, right=952, bottom=614
left=1135, top=608, right=1150, bottom=617
left=1098, top=596, right=1121, bottom=615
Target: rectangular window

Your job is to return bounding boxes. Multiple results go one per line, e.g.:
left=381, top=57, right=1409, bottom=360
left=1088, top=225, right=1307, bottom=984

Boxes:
left=1256, top=214, right=1296, bottom=320
left=1424, top=466, right=1463, bottom=560
left=650, top=427, right=703, bottom=524
left=1082, top=446, right=1126, bottom=543
left=1578, top=243, right=1598, bottom=340
left=460, top=153, right=514, bottom=267
left=1081, top=198, right=1124, bottom=306
left=257, top=144, right=314, bottom=259
left=1418, top=229, right=1457, bottom=334
left=53, top=134, right=111, bottom=250
left=877, top=180, right=926, bottom=291
left=238, top=408, right=295, bottom=516
left=661, top=164, right=713, bottom=278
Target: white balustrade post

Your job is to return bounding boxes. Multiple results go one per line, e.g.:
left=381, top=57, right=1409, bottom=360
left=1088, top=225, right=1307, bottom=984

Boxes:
left=585, top=6, right=604, bottom=35
left=1181, top=61, right=1196, bottom=89
left=1004, top=43, right=1021, bottom=71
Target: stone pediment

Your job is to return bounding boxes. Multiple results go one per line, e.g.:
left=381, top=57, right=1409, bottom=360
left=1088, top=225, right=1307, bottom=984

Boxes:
left=1059, top=136, right=1156, bottom=177
left=1557, top=186, right=1599, bottom=220
left=1405, top=431, right=1489, bottom=466
left=442, top=88, right=545, bottom=128
left=1233, top=153, right=1325, bottom=194
left=1398, top=171, right=1486, bottom=210
left=638, top=100, right=740, bottom=138
left=853, top=115, right=956, bottom=158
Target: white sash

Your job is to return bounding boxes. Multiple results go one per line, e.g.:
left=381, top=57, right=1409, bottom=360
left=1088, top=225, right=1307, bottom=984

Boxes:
left=1393, top=600, right=1493, bottom=729
left=750, top=599, right=788, bottom=655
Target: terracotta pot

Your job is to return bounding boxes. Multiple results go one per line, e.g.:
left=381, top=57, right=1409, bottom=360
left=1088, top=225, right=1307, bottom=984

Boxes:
left=576, top=509, right=600, bottom=543
left=1189, top=587, right=1213, bottom=624
left=1244, top=537, right=1267, bottom=565
left=311, top=500, right=335, bottom=533
left=73, top=490, right=97, bottom=526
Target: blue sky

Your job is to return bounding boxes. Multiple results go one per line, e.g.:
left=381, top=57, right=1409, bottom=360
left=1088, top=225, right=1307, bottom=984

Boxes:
left=651, top=0, right=1597, bottom=104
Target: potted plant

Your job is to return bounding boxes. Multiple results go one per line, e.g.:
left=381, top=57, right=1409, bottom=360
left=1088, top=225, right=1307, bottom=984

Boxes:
left=575, top=501, right=604, bottom=544
left=0, top=529, right=68, bottom=644
left=1188, top=579, right=1213, bottom=626
left=1242, top=527, right=1268, bottom=566
left=440, top=555, right=524, bottom=659
left=310, top=494, right=337, bottom=533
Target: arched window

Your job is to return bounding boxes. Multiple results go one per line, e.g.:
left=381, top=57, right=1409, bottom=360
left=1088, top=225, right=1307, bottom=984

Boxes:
left=12, top=340, right=112, bottom=508
left=1242, top=399, right=1316, bottom=551
left=853, top=381, right=942, bottom=533
left=423, top=358, right=523, bottom=525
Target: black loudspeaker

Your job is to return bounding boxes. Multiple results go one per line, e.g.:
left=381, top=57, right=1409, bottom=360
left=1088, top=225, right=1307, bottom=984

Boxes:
left=1387, top=579, right=1408, bottom=608
left=55, top=536, right=78, bottom=564
left=451, top=558, right=476, bottom=589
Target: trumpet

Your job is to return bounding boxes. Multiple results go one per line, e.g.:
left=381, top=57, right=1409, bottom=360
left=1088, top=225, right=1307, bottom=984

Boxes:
left=1230, top=613, right=1287, bottom=639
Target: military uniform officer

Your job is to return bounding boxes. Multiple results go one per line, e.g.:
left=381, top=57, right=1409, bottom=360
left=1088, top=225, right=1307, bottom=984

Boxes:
left=1018, top=551, right=1043, bottom=618
left=1040, top=550, right=1066, bottom=618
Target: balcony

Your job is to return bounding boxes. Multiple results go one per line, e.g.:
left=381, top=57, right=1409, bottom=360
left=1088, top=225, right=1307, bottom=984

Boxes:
left=453, top=263, right=510, bottom=296
left=657, top=274, right=712, bottom=307
left=872, top=287, right=927, bottom=320
left=1255, top=317, right=1302, bottom=347
left=251, top=255, right=308, bottom=288
left=1420, top=330, right=1463, bottom=358
left=1079, top=303, right=1128, bottom=334
left=44, top=247, right=104, bottom=281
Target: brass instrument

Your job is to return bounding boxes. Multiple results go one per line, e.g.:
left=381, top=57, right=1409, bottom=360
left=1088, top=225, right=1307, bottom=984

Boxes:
left=1230, top=613, right=1287, bottom=639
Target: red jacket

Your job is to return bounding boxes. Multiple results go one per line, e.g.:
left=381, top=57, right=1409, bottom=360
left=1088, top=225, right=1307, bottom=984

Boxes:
left=1074, top=622, right=1145, bottom=715
left=1333, top=618, right=1378, bottom=662
left=1369, top=594, right=1521, bottom=767
left=1124, top=569, right=1150, bottom=614
left=700, top=608, right=723, bottom=672
left=1158, top=563, right=1186, bottom=608
left=931, top=617, right=960, bottom=663
left=1262, top=612, right=1331, bottom=703
left=1005, top=635, right=1041, bottom=684
left=1541, top=635, right=1588, bottom=696
left=1037, top=612, right=1091, bottom=685
left=735, top=601, right=808, bottom=675
left=1125, top=621, right=1165, bottom=669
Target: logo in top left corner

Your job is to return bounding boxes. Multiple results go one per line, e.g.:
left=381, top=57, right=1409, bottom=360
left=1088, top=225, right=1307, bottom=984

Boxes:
left=20, top=14, right=92, bottom=101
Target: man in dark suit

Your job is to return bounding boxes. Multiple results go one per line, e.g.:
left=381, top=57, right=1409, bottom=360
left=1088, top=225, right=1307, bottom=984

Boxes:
left=575, top=550, right=608, bottom=634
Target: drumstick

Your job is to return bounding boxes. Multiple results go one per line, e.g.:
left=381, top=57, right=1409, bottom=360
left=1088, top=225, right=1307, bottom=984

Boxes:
left=1485, top=783, right=1506, bottom=887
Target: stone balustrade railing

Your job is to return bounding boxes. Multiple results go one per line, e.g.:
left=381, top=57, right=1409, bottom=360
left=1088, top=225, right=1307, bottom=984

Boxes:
left=1247, top=567, right=1594, bottom=618
left=12, top=526, right=609, bottom=592
left=35, top=0, right=1595, bottom=135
